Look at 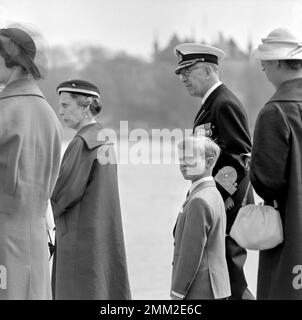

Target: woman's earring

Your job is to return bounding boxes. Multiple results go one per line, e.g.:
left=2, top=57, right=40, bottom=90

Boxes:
left=83, top=113, right=88, bottom=118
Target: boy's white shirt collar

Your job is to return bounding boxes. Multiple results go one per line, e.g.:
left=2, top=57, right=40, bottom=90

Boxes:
left=190, top=176, right=214, bottom=194
left=201, top=81, right=222, bottom=105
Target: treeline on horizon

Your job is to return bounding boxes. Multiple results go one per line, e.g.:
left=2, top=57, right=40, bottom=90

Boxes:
left=39, top=32, right=274, bottom=135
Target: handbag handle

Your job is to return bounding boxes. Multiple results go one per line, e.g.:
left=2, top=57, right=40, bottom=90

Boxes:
left=241, top=181, right=278, bottom=209
left=241, top=181, right=252, bottom=207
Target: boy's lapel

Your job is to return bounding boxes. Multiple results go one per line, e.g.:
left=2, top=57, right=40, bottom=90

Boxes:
left=182, top=180, right=216, bottom=208
left=173, top=180, right=216, bottom=238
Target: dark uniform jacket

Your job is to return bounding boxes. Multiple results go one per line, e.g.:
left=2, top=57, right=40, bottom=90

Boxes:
left=193, top=83, right=253, bottom=232
left=51, top=122, right=131, bottom=300
left=250, top=78, right=302, bottom=299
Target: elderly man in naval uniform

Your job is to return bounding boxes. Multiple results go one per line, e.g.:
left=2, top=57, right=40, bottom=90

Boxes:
left=173, top=43, right=254, bottom=299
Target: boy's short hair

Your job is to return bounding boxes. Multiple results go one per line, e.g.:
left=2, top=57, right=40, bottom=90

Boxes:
left=178, top=136, right=221, bottom=167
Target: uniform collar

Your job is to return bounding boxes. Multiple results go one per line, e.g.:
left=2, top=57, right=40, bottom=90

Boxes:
left=0, top=78, right=45, bottom=100
left=201, top=81, right=222, bottom=105
left=269, top=77, right=302, bottom=102
left=193, top=83, right=224, bottom=128
left=76, top=122, right=108, bottom=149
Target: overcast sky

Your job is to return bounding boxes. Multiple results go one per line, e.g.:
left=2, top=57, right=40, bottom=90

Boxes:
left=0, top=0, right=301, bottom=59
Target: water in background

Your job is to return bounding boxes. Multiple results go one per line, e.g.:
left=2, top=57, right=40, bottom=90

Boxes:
left=60, top=139, right=259, bottom=299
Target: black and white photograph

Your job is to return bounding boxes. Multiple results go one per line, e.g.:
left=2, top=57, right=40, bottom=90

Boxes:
left=0, top=0, right=302, bottom=312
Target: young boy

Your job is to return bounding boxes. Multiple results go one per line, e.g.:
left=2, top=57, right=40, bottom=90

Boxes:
left=171, top=136, right=231, bottom=300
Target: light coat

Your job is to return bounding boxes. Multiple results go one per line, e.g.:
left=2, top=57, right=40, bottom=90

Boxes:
left=0, top=78, right=63, bottom=299
left=171, top=180, right=231, bottom=299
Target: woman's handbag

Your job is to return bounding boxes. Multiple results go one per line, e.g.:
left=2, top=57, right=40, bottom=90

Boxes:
left=229, top=182, right=283, bottom=250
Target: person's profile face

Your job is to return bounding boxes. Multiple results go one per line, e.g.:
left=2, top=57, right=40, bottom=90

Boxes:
left=58, top=92, right=84, bottom=130
left=178, top=142, right=205, bottom=181
left=178, top=64, right=207, bottom=97
left=261, top=60, right=280, bottom=88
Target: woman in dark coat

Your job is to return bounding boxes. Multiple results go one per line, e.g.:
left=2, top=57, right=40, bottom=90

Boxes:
left=51, top=79, right=131, bottom=300
left=250, top=28, right=302, bottom=299
left=0, top=27, right=62, bottom=299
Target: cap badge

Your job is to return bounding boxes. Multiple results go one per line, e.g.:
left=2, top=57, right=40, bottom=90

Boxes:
left=175, top=49, right=184, bottom=63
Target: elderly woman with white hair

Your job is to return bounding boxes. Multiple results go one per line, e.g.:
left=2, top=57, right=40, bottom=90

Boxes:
left=51, top=79, right=131, bottom=300
left=250, top=28, right=302, bottom=300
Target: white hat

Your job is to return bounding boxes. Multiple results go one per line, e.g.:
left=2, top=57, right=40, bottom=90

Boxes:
left=173, top=43, right=225, bottom=74
left=252, top=28, right=302, bottom=60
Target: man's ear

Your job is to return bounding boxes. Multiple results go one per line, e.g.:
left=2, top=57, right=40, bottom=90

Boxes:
left=205, top=157, right=215, bottom=168
left=197, top=65, right=212, bottom=79
left=197, top=65, right=211, bottom=79
left=205, top=66, right=212, bottom=77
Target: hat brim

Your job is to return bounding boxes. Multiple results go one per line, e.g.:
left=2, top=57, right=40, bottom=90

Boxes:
left=174, top=60, right=200, bottom=75
left=57, top=87, right=100, bottom=98
left=252, top=47, right=302, bottom=61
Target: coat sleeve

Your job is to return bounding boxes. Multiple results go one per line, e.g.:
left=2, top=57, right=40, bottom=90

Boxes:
left=171, top=198, right=213, bottom=299
left=215, top=101, right=252, bottom=199
left=250, top=103, right=290, bottom=201
left=51, top=138, right=94, bottom=218
left=47, top=122, right=63, bottom=199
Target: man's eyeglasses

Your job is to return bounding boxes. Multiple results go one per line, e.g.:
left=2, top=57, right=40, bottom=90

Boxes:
left=178, top=66, right=203, bottom=79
